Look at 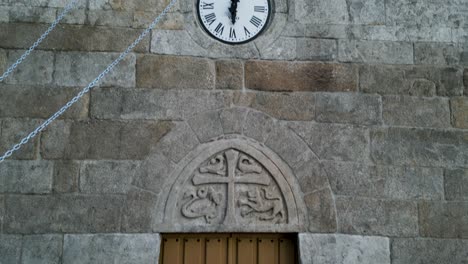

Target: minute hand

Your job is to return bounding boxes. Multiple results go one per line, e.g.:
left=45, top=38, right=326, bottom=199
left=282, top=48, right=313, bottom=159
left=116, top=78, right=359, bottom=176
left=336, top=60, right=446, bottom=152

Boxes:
left=228, top=0, right=240, bottom=24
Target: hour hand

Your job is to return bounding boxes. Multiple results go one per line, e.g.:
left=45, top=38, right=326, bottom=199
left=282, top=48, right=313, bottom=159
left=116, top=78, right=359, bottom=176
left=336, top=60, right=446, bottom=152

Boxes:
left=229, top=0, right=240, bottom=24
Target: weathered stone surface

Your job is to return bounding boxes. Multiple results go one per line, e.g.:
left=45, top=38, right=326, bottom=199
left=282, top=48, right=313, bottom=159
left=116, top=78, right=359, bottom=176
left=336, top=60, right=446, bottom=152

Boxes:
left=0, top=118, right=42, bottom=160
left=464, top=69, right=468, bottom=95
left=215, top=60, right=243, bottom=90
left=360, top=65, right=464, bottom=96
left=0, top=195, right=4, bottom=232
left=336, top=196, right=418, bottom=236
left=260, top=37, right=296, bottom=60
left=245, top=61, right=358, bottom=92
left=0, top=49, right=6, bottom=74
left=132, top=152, right=175, bottom=194
left=188, top=111, right=223, bottom=142
left=9, top=0, right=86, bottom=8
left=304, top=189, right=337, bottom=232
left=0, top=235, right=22, bottom=263
left=137, top=55, right=215, bottom=89
left=234, top=92, right=316, bottom=121
left=8, top=6, right=56, bottom=23
left=451, top=97, right=468, bottom=129
left=135, top=12, right=184, bottom=29
left=5, top=194, right=124, bottom=233
left=0, top=160, right=53, bottom=194
left=61, top=8, right=86, bottom=24
left=0, top=23, right=148, bottom=52
left=155, top=122, right=199, bottom=162
left=296, top=38, right=337, bottom=61
left=87, top=10, right=134, bottom=28
left=40, top=120, right=71, bottom=160
left=0, top=8, right=8, bottom=23
left=414, top=42, right=461, bottom=66
left=419, top=201, right=468, bottom=239
left=219, top=107, right=249, bottom=134
left=445, top=168, right=468, bottom=201
left=42, top=120, right=172, bottom=160
left=290, top=122, right=369, bottom=162
left=291, top=150, right=329, bottom=194
left=91, top=89, right=231, bottom=120
left=339, top=40, right=413, bottom=64
left=316, top=93, right=381, bottom=125
left=371, top=127, right=468, bottom=167
left=53, top=160, right=80, bottom=193
left=324, top=162, right=444, bottom=200
left=22, top=235, right=62, bottom=264
left=80, top=161, right=141, bottom=194
left=392, top=238, right=468, bottom=264
left=299, top=233, right=390, bottom=264
left=382, top=96, right=450, bottom=128
left=243, top=110, right=275, bottom=143
left=151, top=30, right=208, bottom=57
left=63, top=234, right=160, bottom=264
left=54, top=52, right=136, bottom=87
left=121, top=188, right=158, bottom=232
left=4, top=50, right=53, bottom=85
left=0, top=85, right=89, bottom=119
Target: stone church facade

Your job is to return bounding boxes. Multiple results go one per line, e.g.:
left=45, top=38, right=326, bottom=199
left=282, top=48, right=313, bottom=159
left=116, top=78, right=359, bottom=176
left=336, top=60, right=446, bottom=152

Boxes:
left=0, top=0, right=468, bottom=263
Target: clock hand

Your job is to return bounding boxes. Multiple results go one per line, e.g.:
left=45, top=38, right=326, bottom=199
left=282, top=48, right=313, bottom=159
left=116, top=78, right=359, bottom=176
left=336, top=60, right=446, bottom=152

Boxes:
left=228, top=0, right=240, bottom=24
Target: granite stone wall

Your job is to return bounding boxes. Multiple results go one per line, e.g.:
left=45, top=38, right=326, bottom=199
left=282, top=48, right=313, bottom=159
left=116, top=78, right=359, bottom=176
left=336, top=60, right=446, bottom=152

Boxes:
left=0, top=0, right=468, bottom=263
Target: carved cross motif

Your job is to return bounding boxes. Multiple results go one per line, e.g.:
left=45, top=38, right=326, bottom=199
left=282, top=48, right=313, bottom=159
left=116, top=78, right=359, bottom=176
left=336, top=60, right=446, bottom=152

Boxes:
left=192, top=149, right=270, bottom=224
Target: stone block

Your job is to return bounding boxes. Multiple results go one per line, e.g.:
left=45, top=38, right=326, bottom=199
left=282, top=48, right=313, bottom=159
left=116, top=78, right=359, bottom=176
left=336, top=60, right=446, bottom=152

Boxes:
left=360, top=25, right=452, bottom=43
left=245, top=61, right=358, bottom=92
left=5, top=194, right=124, bottom=233
left=295, top=0, right=352, bottom=24
left=63, top=234, right=160, bottom=264
left=304, top=189, right=337, bottom=233
left=260, top=37, right=296, bottom=60
left=445, top=168, right=468, bottom=201
left=382, top=96, right=450, bottom=128
left=336, top=196, right=418, bottom=236
left=0, top=118, right=42, bottom=160
left=316, top=93, right=382, bottom=125
left=359, top=65, right=409, bottom=95
left=8, top=6, right=56, bottom=23
left=414, top=42, right=461, bottom=66
left=22, top=235, right=62, bottom=264
left=392, top=238, right=468, bottom=264
left=0, top=235, right=22, bottom=264
left=299, top=233, right=390, bottom=264
left=42, top=120, right=172, bottom=160
left=156, top=122, right=199, bottom=163
left=87, top=10, right=134, bottom=28
left=243, top=111, right=276, bottom=143
left=324, top=162, right=444, bottom=200
left=338, top=40, right=413, bottom=64
left=54, top=52, right=136, bottom=87
left=290, top=122, right=369, bottom=162
left=215, top=60, right=243, bottom=90
left=188, top=111, right=223, bottom=142
left=291, top=151, right=329, bottom=194
left=120, top=0, right=174, bottom=12
left=60, top=8, right=86, bottom=24
left=0, top=85, right=89, bottom=119
left=132, top=152, right=175, bottom=194
left=465, top=69, right=468, bottom=95
left=53, top=160, right=80, bottom=193
left=4, top=50, right=53, bottom=85
left=236, top=92, right=315, bottom=121
left=419, top=201, right=468, bottom=239
left=0, top=8, right=8, bottom=22
left=121, top=188, right=158, bottom=232
left=90, top=89, right=231, bottom=120
left=134, top=12, right=184, bottom=29
left=219, top=107, right=249, bottom=134
left=296, top=38, right=337, bottom=61
left=0, top=195, right=4, bottom=232
left=451, top=97, right=468, bottom=129
left=80, top=161, right=141, bottom=194
left=370, top=127, right=468, bottom=167
left=136, top=55, right=215, bottom=89
left=151, top=30, right=208, bottom=57
left=0, top=49, right=6, bottom=74
left=40, top=120, right=71, bottom=160
left=407, top=66, right=464, bottom=96
left=0, top=160, right=53, bottom=194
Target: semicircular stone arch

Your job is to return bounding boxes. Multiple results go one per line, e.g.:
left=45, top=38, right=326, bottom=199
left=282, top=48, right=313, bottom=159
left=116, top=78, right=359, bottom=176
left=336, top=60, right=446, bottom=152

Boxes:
left=146, top=107, right=336, bottom=233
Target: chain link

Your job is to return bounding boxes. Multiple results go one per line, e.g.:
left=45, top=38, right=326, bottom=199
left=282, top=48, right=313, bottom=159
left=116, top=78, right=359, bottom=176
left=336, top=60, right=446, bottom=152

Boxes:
left=0, top=0, right=79, bottom=82
left=0, top=0, right=178, bottom=163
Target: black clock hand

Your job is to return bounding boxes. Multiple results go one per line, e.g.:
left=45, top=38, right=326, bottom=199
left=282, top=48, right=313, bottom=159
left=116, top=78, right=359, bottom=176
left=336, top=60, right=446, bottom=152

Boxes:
left=228, top=0, right=240, bottom=24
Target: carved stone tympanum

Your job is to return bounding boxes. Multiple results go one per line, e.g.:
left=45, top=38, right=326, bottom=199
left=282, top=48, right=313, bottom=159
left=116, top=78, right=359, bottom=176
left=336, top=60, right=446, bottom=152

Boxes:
left=160, top=137, right=305, bottom=232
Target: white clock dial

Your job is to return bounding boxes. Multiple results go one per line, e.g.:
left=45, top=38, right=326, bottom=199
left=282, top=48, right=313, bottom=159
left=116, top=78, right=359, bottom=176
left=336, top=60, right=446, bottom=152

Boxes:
left=197, top=0, right=271, bottom=44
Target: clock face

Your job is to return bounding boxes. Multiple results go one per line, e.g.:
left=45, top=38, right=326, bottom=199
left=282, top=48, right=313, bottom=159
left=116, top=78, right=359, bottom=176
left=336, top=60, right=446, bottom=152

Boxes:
left=197, top=0, right=271, bottom=44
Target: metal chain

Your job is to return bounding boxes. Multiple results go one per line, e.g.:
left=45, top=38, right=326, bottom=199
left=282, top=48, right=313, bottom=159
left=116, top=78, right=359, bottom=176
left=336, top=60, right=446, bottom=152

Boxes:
left=0, top=0, right=79, bottom=82
left=0, top=0, right=178, bottom=163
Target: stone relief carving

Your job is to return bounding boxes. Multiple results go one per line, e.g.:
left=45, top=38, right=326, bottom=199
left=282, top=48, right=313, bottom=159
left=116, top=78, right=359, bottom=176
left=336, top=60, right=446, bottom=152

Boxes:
left=178, top=148, right=286, bottom=225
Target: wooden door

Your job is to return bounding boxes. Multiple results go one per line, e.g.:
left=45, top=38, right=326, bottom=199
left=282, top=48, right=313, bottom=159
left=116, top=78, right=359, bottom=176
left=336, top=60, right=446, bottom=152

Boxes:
left=160, top=233, right=297, bottom=264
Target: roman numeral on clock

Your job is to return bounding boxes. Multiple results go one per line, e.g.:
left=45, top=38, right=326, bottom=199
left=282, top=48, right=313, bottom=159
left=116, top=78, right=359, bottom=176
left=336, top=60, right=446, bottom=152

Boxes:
left=204, top=13, right=216, bottom=25
left=201, top=2, right=214, bottom=9
left=215, top=22, right=224, bottom=35
left=244, top=26, right=251, bottom=36
left=250, top=16, right=262, bottom=28
left=229, top=28, right=236, bottom=39
left=254, top=6, right=266, bottom=12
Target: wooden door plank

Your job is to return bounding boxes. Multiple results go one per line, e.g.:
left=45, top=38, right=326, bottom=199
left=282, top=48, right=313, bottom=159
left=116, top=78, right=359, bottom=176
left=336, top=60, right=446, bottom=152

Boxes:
left=279, top=238, right=296, bottom=264
left=258, top=237, right=278, bottom=264
left=236, top=236, right=256, bottom=264
left=206, top=237, right=228, bottom=264
left=162, top=238, right=183, bottom=264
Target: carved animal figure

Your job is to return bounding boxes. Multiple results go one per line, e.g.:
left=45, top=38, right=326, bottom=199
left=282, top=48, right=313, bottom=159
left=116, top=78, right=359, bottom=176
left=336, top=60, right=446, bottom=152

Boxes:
left=238, top=188, right=284, bottom=221
left=181, top=187, right=222, bottom=223
left=199, top=154, right=225, bottom=175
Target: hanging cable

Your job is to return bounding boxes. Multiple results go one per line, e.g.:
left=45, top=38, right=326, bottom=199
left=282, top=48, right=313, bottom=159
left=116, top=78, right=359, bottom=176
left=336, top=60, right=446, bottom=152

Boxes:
left=0, top=0, right=178, bottom=163
left=0, top=0, right=79, bottom=82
